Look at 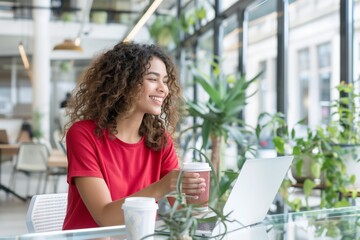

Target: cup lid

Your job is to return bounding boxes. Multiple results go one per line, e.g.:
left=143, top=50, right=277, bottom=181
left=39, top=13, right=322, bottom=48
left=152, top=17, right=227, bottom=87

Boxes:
left=182, top=162, right=211, bottom=171
left=122, top=197, right=158, bottom=210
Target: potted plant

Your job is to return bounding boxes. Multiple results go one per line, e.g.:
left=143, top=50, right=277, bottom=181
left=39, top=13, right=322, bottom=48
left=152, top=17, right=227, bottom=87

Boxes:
left=256, top=81, right=360, bottom=210
left=148, top=15, right=181, bottom=50
left=183, top=60, right=260, bottom=176
left=180, top=59, right=261, bottom=212
left=148, top=7, right=207, bottom=51
left=326, top=81, right=360, bottom=191
left=327, top=81, right=360, bottom=145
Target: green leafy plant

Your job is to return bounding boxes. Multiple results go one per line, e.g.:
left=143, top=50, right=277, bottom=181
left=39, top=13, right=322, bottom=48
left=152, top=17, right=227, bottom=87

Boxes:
left=155, top=178, right=199, bottom=239
left=180, top=6, right=207, bottom=34
left=327, top=81, right=360, bottom=145
left=60, top=12, right=74, bottom=22
left=148, top=15, right=181, bottom=49
left=148, top=7, right=207, bottom=50
left=32, top=110, right=43, bottom=140
left=256, top=83, right=360, bottom=210
left=290, top=127, right=354, bottom=209
left=183, top=59, right=260, bottom=176
left=153, top=149, right=232, bottom=240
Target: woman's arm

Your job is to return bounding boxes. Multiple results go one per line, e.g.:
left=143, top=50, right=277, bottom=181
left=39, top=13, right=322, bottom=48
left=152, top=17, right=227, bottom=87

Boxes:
left=75, top=170, right=205, bottom=226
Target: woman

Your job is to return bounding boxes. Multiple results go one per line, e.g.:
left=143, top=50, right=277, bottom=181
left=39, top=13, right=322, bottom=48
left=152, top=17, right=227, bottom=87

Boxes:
left=62, top=42, right=205, bottom=230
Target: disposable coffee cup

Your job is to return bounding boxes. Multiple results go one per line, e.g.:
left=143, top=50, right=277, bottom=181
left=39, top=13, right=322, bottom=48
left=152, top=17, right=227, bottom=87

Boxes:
left=122, top=197, right=158, bottom=240
left=182, top=162, right=211, bottom=211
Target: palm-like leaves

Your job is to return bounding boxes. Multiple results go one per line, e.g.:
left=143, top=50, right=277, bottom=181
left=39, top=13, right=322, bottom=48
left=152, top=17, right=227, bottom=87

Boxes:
left=186, top=62, right=260, bottom=149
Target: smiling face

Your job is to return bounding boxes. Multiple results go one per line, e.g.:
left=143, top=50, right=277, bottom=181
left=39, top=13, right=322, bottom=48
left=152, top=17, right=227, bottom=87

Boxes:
left=134, top=56, right=169, bottom=116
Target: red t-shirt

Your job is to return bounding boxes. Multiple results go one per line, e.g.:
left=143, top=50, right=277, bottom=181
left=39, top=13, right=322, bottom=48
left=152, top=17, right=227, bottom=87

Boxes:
left=62, top=120, right=179, bottom=230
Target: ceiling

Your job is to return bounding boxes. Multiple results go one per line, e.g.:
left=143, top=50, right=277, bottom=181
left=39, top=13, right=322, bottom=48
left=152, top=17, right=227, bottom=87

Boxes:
left=0, top=0, right=176, bottom=85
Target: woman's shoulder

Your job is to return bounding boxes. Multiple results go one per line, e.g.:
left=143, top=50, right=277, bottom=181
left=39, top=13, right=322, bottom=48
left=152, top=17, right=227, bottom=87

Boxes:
left=68, top=120, right=97, bottom=135
left=164, top=130, right=174, bottom=140
left=163, top=130, right=175, bottom=147
left=70, top=119, right=96, bottom=128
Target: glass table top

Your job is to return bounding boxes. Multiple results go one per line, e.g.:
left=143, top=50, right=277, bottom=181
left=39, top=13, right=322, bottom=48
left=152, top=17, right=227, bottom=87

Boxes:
left=4, top=225, right=127, bottom=240
left=263, top=206, right=360, bottom=240
left=3, top=206, right=360, bottom=239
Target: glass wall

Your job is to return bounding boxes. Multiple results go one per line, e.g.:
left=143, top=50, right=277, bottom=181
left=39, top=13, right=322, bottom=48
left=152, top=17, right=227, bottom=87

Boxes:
left=176, top=0, right=360, bottom=154
left=180, top=0, right=215, bottom=36
left=297, top=48, right=310, bottom=125
left=317, top=42, right=332, bottom=125
left=219, top=0, right=360, bottom=132
left=287, top=0, right=339, bottom=129
left=222, top=14, right=240, bottom=75
left=245, top=0, right=278, bottom=126
left=355, top=1, right=360, bottom=83
left=223, top=0, right=239, bottom=11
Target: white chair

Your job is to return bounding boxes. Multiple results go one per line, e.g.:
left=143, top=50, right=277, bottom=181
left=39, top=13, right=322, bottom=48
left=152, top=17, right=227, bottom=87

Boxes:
left=26, top=193, right=68, bottom=233
left=10, top=143, right=49, bottom=197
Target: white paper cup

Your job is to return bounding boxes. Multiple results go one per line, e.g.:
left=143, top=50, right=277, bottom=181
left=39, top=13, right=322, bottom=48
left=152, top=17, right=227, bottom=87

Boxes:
left=182, top=162, right=211, bottom=211
left=122, top=197, right=158, bottom=240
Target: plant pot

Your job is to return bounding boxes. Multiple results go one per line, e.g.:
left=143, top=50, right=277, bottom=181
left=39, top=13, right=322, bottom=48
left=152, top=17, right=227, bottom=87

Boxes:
left=91, top=11, right=108, bottom=24
left=176, top=236, right=192, bottom=240
left=291, top=155, right=326, bottom=185
left=340, top=145, right=360, bottom=189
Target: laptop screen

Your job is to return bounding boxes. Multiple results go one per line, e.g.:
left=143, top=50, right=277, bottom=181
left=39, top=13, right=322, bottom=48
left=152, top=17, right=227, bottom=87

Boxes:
left=210, top=155, right=294, bottom=235
left=195, top=156, right=293, bottom=237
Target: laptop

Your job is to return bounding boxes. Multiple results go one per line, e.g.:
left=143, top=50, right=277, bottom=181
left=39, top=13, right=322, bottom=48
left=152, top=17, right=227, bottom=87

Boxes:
left=0, top=129, right=9, bottom=144
left=196, top=155, right=294, bottom=237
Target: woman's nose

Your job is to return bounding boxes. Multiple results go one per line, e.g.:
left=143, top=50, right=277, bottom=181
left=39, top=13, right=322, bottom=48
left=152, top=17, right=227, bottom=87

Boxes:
left=157, top=81, right=166, bottom=93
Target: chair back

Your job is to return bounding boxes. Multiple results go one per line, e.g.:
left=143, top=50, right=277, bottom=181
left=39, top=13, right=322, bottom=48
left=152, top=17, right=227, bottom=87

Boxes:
left=16, top=143, right=49, bottom=172
left=26, top=193, right=68, bottom=233
left=53, top=129, right=66, bottom=154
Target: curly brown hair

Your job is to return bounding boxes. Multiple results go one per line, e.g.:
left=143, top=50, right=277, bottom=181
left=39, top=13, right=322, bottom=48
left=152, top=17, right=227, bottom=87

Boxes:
left=64, top=42, right=182, bottom=150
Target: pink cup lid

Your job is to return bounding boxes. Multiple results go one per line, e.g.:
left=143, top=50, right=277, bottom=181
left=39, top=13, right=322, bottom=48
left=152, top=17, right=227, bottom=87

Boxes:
left=182, top=162, right=211, bottom=172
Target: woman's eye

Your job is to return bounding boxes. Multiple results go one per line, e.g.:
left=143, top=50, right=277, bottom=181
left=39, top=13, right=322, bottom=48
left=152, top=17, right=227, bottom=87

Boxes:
left=148, top=78, right=157, bottom=82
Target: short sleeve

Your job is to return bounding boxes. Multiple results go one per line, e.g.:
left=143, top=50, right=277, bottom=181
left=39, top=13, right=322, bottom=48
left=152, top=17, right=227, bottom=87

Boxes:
left=160, top=134, right=179, bottom=177
left=66, top=122, right=103, bottom=184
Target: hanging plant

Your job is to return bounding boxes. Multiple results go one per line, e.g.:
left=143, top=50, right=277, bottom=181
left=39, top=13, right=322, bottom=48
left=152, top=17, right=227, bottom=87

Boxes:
left=59, top=60, right=73, bottom=72
left=148, top=15, right=180, bottom=50
left=148, top=7, right=207, bottom=50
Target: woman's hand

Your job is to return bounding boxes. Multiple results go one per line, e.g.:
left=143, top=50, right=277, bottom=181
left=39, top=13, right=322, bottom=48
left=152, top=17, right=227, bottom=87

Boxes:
left=160, top=170, right=206, bottom=197
left=181, top=171, right=206, bottom=197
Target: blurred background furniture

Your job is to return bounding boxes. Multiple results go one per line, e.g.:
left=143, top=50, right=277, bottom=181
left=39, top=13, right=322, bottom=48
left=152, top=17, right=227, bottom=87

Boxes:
left=26, top=193, right=68, bottom=233
left=53, top=129, right=66, bottom=154
left=44, top=149, right=68, bottom=193
left=0, top=119, right=23, bottom=144
left=9, top=143, right=49, bottom=198
left=0, top=143, right=26, bottom=201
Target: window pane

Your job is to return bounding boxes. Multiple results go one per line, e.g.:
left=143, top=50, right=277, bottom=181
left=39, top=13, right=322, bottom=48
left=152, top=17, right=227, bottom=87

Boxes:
left=317, top=42, right=331, bottom=68
left=288, top=0, right=339, bottom=128
left=223, top=14, right=240, bottom=75
left=223, top=0, right=239, bottom=11
left=297, top=48, right=310, bottom=124
left=319, top=72, right=331, bottom=124
left=355, top=3, right=360, bottom=82
left=298, top=48, right=310, bottom=71
left=181, top=0, right=214, bottom=35
left=246, top=0, right=278, bottom=126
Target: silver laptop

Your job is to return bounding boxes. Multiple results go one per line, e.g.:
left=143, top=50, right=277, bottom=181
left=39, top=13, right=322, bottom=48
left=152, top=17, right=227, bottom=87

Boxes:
left=196, top=155, right=294, bottom=237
